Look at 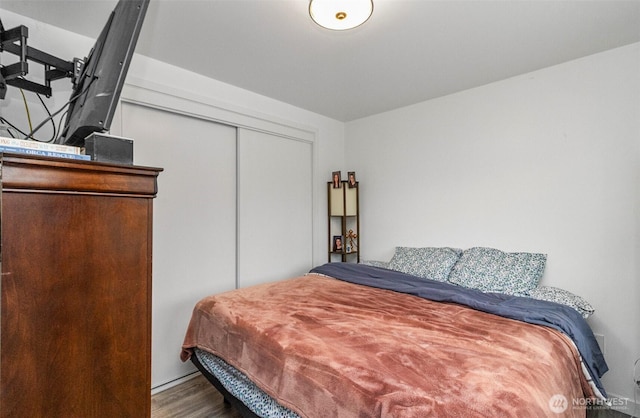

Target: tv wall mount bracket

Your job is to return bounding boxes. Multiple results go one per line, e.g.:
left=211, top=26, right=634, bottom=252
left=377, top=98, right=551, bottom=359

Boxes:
left=0, top=19, right=81, bottom=100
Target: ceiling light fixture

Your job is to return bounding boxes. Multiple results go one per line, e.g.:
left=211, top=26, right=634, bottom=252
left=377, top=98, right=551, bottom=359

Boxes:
left=309, top=0, right=374, bottom=31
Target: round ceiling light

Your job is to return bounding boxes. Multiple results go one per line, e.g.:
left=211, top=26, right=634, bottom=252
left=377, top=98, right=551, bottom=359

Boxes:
left=309, top=0, right=374, bottom=31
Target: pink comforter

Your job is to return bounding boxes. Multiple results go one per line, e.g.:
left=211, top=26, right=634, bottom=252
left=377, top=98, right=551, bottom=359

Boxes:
left=182, top=274, right=593, bottom=417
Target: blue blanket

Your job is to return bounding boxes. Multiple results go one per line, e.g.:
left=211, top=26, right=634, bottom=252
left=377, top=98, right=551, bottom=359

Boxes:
left=310, top=262, right=608, bottom=397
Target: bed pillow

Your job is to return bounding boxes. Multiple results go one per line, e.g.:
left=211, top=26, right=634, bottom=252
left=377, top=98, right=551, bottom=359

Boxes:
left=527, top=286, right=595, bottom=319
left=388, top=247, right=463, bottom=282
left=448, top=247, right=546, bottom=294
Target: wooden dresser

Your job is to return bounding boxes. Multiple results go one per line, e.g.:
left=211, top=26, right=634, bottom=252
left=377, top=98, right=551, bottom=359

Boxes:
left=0, top=154, right=162, bottom=417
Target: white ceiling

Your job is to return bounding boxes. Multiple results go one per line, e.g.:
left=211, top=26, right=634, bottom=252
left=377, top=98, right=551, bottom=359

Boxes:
left=2, top=0, right=640, bottom=121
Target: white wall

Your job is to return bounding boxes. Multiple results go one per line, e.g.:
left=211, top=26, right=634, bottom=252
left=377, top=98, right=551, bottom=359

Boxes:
left=346, top=43, right=640, bottom=406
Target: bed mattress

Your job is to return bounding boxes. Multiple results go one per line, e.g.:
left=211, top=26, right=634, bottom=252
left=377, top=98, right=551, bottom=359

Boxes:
left=182, top=263, right=606, bottom=417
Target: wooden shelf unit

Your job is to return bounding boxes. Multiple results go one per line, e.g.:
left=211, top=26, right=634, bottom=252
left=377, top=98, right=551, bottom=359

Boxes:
left=327, top=180, right=359, bottom=263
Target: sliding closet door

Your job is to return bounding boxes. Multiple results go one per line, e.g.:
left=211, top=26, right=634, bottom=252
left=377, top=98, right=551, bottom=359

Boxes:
left=237, top=128, right=313, bottom=288
left=120, top=103, right=237, bottom=387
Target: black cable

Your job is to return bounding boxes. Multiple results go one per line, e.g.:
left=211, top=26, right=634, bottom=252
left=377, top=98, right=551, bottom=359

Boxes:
left=54, top=109, right=69, bottom=142
left=24, top=77, right=93, bottom=141
left=35, top=93, right=57, bottom=143
left=0, top=79, right=57, bottom=142
left=0, top=117, right=29, bottom=138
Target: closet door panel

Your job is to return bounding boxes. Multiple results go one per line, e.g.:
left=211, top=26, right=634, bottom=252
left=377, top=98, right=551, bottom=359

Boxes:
left=237, top=129, right=313, bottom=288
left=121, top=103, right=237, bottom=387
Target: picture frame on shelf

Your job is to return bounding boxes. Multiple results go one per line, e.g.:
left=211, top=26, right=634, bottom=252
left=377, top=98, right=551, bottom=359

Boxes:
left=333, top=235, right=343, bottom=252
left=348, top=171, right=357, bottom=188
left=332, top=171, right=342, bottom=189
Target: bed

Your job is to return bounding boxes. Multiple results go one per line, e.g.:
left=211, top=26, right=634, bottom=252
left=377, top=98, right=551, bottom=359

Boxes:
left=181, top=247, right=608, bottom=418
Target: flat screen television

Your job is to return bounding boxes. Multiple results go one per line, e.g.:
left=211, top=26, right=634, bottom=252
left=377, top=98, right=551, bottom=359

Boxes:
left=58, top=0, right=149, bottom=146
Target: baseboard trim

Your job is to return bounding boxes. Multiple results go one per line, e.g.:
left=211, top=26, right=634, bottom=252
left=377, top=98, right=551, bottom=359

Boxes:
left=151, top=372, right=200, bottom=395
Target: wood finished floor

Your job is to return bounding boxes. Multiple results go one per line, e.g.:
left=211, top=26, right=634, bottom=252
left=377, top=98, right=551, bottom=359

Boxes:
left=151, top=374, right=241, bottom=418
left=151, top=373, right=635, bottom=418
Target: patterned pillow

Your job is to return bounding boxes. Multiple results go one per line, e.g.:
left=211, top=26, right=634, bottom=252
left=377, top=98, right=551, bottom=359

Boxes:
left=388, top=247, right=463, bottom=282
left=527, top=286, right=595, bottom=319
left=448, top=247, right=546, bottom=294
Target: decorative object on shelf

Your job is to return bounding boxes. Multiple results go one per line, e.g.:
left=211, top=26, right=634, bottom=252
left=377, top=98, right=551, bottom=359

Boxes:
left=328, top=172, right=359, bottom=263
left=332, top=170, right=342, bottom=188
left=309, top=0, right=374, bottom=31
left=346, top=229, right=358, bottom=252
left=348, top=171, right=357, bottom=188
